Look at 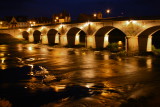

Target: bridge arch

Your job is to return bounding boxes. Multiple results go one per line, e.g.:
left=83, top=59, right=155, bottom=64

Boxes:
left=22, top=31, right=29, bottom=41
left=33, top=30, right=41, bottom=43
left=94, top=26, right=126, bottom=49
left=138, top=26, right=160, bottom=52
left=66, top=27, right=86, bottom=47
left=47, top=29, right=60, bottom=45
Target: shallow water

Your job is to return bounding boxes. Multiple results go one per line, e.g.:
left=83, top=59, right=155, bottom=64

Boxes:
left=0, top=44, right=160, bottom=107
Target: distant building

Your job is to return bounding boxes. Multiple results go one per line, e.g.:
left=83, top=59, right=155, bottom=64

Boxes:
left=77, top=14, right=93, bottom=21
left=7, top=16, right=30, bottom=28
left=0, top=18, right=8, bottom=29
left=29, top=17, right=51, bottom=26
left=93, top=12, right=103, bottom=19
left=52, top=11, right=71, bottom=23
left=78, top=12, right=103, bottom=21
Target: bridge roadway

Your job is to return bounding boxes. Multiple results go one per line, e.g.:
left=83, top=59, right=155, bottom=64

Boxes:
left=0, top=18, right=160, bottom=52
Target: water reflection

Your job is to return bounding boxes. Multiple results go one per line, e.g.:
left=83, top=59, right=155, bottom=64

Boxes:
left=0, top=44, right=160, bottom=107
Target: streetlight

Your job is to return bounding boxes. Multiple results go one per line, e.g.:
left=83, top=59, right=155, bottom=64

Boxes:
left=93, top=13, right=97, bottom=17
left=29, top=21, right=36, bottom=27
left=56, top=17, right=59, bottom=20
left=93, top=13, right=97, bottom=19
left=106, top=9, right=111, bottom=14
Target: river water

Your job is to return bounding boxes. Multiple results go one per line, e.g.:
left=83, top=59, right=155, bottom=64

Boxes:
left=0, top=44, right=160, bottom=107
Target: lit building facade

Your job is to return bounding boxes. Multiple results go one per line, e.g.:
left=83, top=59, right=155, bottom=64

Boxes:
left=52, top=11, right=71, bottom=23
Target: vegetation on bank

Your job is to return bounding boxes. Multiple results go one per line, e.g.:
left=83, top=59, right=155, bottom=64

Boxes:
left=0, top=34, right=28, bottom=45
left=152, top=45, right=160, bottom=56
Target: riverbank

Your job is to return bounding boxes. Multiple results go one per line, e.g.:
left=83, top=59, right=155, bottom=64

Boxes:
left=0, top=34, right=28, bottom=45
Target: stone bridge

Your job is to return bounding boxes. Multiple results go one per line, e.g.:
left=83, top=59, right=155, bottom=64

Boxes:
left=1, top=19, right=160, bottom=52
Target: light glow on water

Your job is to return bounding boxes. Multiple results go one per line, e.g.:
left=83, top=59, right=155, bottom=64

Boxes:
left=28, top=47, right=33, bottom=51
left=1, top=58, right=5, bottom=64
left=0, top=44, right=160, bottom=107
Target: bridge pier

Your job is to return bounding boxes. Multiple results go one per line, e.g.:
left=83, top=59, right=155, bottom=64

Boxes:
left=60, top=34, right=68, bottom=46
left=86, top=35, right=95, bottom=48
left=28, top=34, right=34, bottom=42
left=126, top=36, right=139, bottom=52
left=41, top=34, right=48, bottom=44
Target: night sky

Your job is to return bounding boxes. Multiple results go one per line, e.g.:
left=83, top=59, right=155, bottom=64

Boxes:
left=0, top=0, right=160, bottom=19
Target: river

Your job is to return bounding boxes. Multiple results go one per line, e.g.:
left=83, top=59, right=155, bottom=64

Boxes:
left=0, top=43, right=160, bottom=107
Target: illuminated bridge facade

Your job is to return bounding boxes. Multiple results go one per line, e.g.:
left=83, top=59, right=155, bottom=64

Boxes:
left=1, top=19, right=160, bottom=52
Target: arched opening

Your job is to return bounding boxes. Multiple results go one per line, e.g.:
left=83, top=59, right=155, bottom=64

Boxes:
left=67, top=27, right=86, bottom=47
left=138, top=26, right=160, bottom=52
left=22, top=31, right=29, bottom=41
left=78, top=30, right=86, bottom=47
left=95, top=26, right=126, bottom=50
left=47, top=29, right=59, bottom=45
left=152, top=30, right=160, bottom=49
left=33, top=30, right=41, bottom=43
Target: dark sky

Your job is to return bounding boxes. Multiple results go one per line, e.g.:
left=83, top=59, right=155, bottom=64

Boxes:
left=0, top=0, right=160, bottom=19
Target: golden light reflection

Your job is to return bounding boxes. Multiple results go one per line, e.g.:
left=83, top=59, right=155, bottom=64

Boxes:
left=104, top=55, right=109, bottom=60
left=117, top=57, right=122, bottom=62
left=17, top=44, right=23, bottom=51
left=82, top=52, right=86, bottom=55
left=1, top=58, right=6, bottom=64
left=0, top=46, right=7, bottom=51
left=40, top=48, right=48, bottom=53
left=51, top=85, right=66, bottom=92
left=0, top=53, right=5, bottom=57
left=146, top=58, right=152, bottom=69
left=101, top=91, right=119, bottom=98
left=0, top=65, right=7, bottom=70
left=28, top=47, right=33, bottom=51
left=82, top=70, right=95, bottom=78
left=85, top=83, right=94, bottom=88
left=103, top=81, right=113, bottom=88
left=0, top=58, right=6, bottom=70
